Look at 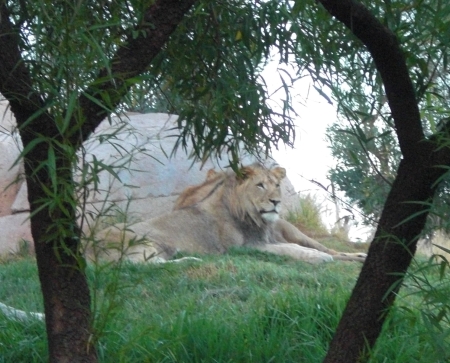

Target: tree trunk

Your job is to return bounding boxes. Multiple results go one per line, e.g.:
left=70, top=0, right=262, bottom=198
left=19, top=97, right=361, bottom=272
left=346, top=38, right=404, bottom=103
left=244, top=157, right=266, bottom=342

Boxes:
left=16, top=114, right=98, bottom=362
left=34, top=232, right=95, bottom=363
left=0, top=1, right=196, bottom=361
left=323, top=148, right=448, bottom=362
left=316, top=0, right=450, bottom=361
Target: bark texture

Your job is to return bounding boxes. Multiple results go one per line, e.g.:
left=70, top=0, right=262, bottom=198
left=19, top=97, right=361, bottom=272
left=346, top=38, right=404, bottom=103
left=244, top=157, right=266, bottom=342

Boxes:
left=317, top=0, right=450, bottom=362
left=0, top=1, right=196, bottom=362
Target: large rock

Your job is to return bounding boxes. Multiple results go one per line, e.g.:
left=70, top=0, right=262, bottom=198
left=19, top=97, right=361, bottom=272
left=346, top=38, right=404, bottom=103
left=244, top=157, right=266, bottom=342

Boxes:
left=81, top=113, right=293, bottom=223
left=0, top=134, right=22, bottom=217
left=81, top=113, right=238, bottom=221
left=10, top=181, right=28, bottom=214
left=0, top=99, right=17, bottom=133
left=0, top=100, right=23, bottom=218
left=0, top=111, right=299, bottom=255
left=0, top=213, right=32, bottom=254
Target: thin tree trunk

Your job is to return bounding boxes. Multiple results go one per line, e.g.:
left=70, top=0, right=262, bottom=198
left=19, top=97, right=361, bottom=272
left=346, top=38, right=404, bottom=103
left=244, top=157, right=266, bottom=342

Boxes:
left=12, top=96, right=98, bottom=360
left=0, top=4, right=92, bottom=359
left=34, top=236, right=95, bottom=363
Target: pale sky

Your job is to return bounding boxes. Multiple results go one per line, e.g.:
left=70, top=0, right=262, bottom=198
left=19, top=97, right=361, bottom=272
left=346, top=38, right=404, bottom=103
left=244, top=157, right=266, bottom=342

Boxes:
left=271, top=81, right=342, bottom=233
left=263, top=63, right=372, bottom=241
left=261, top=61, right=335, bottom=190
left=271, top=81, right=336, bottom=194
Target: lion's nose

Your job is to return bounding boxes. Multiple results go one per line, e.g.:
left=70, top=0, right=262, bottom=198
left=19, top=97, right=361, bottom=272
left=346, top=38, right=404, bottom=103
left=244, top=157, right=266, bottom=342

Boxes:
left=270, top=199, right=280, bottom=207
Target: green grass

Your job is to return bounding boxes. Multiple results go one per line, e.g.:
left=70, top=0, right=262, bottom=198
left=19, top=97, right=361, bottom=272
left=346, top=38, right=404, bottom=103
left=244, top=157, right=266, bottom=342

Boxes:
left=0, top=249, right=448, bottom=362
left=318, top=236, right=370, bottom=254
left=285, top=194, right=329, bottom=238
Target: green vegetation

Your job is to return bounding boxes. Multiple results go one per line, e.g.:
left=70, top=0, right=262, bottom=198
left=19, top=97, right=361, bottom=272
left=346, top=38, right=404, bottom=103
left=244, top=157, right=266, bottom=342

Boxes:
left=0, top=248, right=448, bottom=362
left=1, top=0, right=449, bottom=359
left=284, top=195, right=369, bottom=252
left=322, top=0, right=450, bottom=233
left=285, top=194, right=330, bottom=239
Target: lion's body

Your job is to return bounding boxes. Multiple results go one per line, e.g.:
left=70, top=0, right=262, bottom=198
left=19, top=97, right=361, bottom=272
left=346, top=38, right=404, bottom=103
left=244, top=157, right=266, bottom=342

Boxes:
left=95, top=164, right=365, bottom=263
left=174, top=168, right=366, bottom=262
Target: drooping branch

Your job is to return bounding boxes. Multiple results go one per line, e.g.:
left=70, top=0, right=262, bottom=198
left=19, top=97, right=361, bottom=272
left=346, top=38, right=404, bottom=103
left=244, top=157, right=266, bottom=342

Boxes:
left=0, top=3, right=53, bottom=132
left=317, top=0, right=424, bottom=160
left=0, top=0, right=197, bottom=146
left=76, top=0, right=197, bottom=147
left=315, top=1, right=450, bottom=362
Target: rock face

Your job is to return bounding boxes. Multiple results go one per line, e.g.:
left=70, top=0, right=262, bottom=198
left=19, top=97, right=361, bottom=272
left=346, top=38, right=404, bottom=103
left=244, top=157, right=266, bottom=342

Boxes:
left=81, top=112, right=254, bottom=224
left=0, top=214, right=32, bottom=253
left=0, top=100, right=30, bottom=254
left=0, top=101, right=23, bottom=218
left=0, top=108, right=299, bottom=255
left=80, top=113, right=298, bottom=227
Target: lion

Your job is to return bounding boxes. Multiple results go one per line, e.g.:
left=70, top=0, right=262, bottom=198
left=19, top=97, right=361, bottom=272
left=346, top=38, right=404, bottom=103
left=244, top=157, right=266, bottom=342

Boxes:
left=174, top=166, right=366, bottom=263
left=95, top=163, right=366, bottom=264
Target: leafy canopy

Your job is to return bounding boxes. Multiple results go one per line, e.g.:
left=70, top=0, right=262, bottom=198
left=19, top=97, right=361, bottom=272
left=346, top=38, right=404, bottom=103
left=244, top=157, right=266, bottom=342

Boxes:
left=293, top=0, right=450, bottom=226
left=7, top=0, right=320, bottom=169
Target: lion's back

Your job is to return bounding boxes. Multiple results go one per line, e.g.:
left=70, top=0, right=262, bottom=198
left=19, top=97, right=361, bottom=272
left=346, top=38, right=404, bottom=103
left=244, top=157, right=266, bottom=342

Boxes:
left=92, top=190, right=245, bottom=261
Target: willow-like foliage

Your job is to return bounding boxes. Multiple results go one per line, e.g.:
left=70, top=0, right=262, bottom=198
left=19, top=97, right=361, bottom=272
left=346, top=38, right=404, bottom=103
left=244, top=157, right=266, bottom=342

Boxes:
left=292, top=0, right=450, bottom=229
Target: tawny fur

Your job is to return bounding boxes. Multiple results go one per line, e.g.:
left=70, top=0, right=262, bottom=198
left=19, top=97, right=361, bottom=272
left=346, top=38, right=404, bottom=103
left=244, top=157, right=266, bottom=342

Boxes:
left=174, top=167, right=366, bottom=263
left=95, top=164, right=366, bottom=264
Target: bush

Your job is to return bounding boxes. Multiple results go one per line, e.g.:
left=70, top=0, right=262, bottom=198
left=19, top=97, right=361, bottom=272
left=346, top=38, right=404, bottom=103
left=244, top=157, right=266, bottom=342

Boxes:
left=285, top=194, right=329, bottom=238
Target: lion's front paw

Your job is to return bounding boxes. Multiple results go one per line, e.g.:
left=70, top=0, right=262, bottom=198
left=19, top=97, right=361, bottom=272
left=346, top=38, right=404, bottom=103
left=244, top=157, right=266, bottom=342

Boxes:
left=339, top=252, right=367, bottom=258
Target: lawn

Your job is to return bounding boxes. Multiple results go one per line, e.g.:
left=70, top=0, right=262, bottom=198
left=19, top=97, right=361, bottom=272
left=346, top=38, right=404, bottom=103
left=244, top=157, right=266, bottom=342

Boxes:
left=0, top=246, right=448, bottom=362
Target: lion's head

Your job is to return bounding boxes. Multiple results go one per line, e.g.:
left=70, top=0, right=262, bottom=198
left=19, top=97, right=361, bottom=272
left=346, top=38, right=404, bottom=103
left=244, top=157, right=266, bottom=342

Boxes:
left=226, top=164, right=286, bottom=227
left=174, top=163, right=286, bottom=228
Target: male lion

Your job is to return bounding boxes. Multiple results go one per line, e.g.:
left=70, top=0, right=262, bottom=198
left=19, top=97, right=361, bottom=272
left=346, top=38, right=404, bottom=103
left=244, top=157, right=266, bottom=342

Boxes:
left=95, top=163, right=366, bottom=263
left=174, top=166, right=366, bottom=263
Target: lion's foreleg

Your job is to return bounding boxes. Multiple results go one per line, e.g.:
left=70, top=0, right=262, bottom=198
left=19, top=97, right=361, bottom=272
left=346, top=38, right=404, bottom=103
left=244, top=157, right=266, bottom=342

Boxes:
left=274, top=219, right=338, bottom=255
left=254, top=243, right=334, bottom=264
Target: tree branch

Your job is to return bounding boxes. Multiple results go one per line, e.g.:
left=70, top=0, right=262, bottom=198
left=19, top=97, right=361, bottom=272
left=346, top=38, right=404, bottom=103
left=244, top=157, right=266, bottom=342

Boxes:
left=0, top=3, right=51, bottom=131
left=317, top=0, right=424, bottom=160
left=0, top=0, right=197, bottom=147
left=75, top=0, right=197, bottom=147
left=0, top=4, right=29, bottom=101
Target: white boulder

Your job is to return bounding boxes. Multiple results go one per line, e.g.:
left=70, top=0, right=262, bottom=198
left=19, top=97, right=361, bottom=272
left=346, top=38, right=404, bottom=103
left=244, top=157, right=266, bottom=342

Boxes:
left=0, top=110, right=299, bottom=255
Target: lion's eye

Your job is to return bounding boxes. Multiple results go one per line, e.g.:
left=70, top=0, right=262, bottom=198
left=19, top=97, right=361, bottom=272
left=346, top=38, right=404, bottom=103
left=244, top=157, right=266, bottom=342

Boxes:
left=257, top=182, right=265, bottom=189
left=275, top=184, right=280, bottom=188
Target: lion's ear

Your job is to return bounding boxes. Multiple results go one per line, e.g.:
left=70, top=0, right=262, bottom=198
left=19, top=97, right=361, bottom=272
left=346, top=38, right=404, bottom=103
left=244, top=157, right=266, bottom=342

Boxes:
left=272, top=167, right=286, bottom=181
left=238, top=166, right=256, bottom=180
left=206, top=169, right=218, bottom=181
